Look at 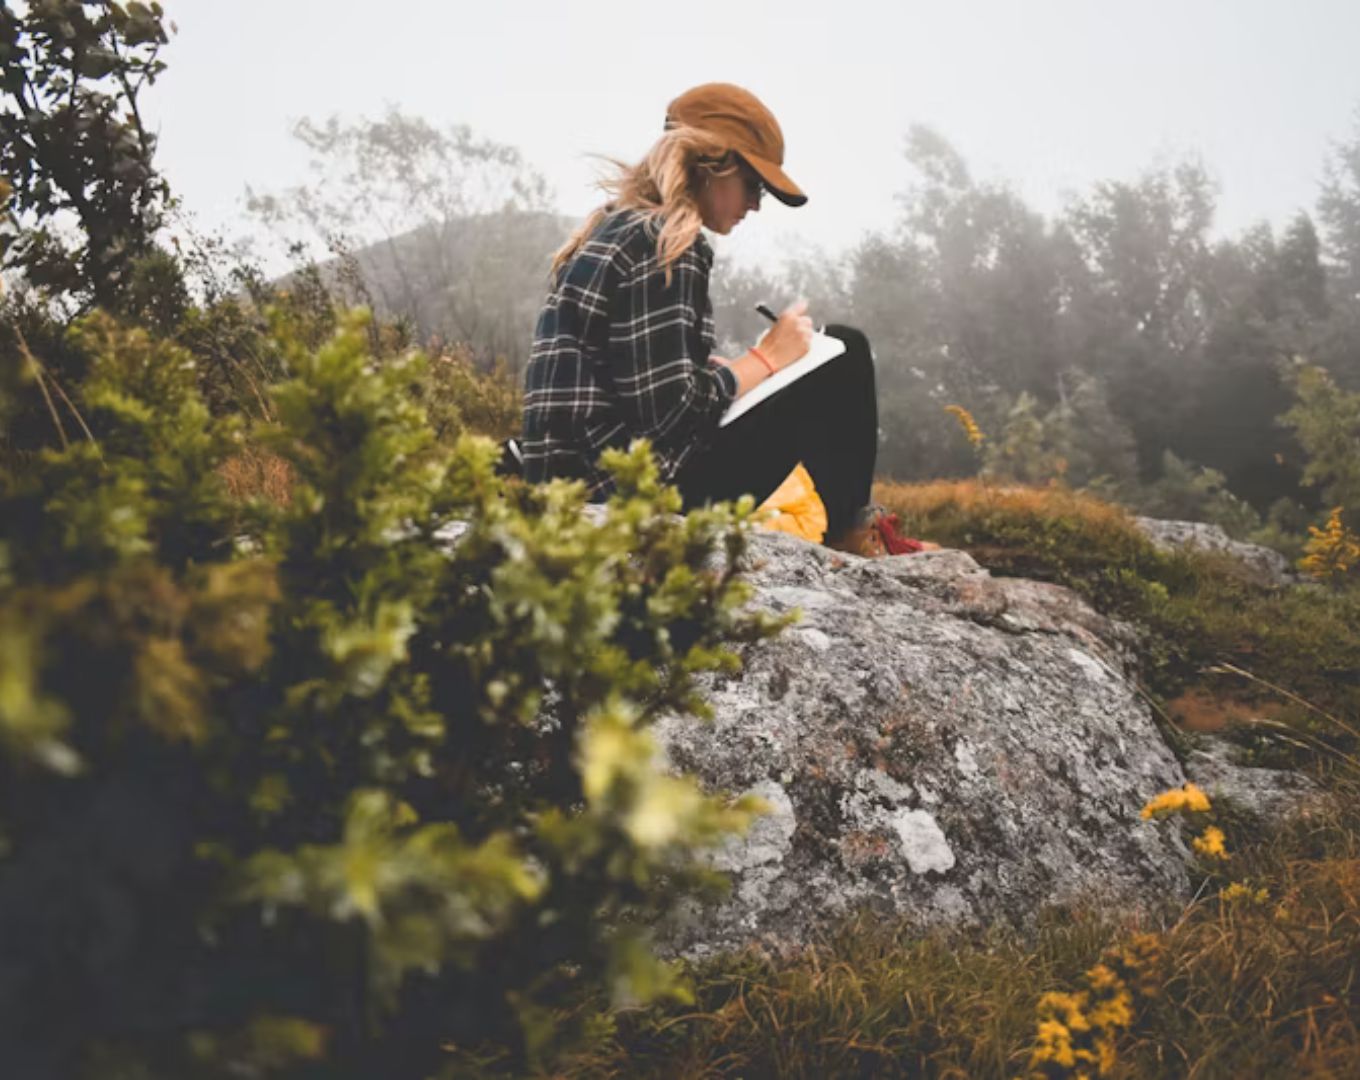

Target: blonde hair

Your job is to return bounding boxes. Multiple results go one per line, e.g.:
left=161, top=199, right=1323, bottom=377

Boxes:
left=550, top=123, right=740, bottom=286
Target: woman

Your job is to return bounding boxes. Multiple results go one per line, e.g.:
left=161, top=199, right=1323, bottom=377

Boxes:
left=522, top=82, right=937, bottom=557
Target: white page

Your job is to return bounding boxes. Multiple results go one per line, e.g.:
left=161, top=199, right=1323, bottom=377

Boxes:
left=718, top=331, right=847, bottom=427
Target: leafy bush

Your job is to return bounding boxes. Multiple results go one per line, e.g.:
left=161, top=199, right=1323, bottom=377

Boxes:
left=0, top=309, right=782, bottom=1078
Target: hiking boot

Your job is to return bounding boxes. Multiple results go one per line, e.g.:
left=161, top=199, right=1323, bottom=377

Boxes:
left=827, top=504, right=940, bottom=558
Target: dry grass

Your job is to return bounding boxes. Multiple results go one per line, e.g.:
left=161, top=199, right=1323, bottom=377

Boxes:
left=1167, top=689, right=1280, bottom=733
left=217, top=444, right=295, bottom=506
left=876, top=478, right=1147, bottom=548
left=873, top=478, right=1170, bottom=594
left=1121, top=825, right=1360, bottom=1078
left=567, top=912, right=1120, bottom=1079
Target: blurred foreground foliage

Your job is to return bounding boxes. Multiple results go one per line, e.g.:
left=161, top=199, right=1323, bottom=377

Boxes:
left=0, top=308, right=784, bottom=1078
left=0, top=16, right=790, bottom=1073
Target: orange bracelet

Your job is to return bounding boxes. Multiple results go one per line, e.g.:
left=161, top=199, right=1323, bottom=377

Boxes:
left=749, top=345, right=776, bottom=376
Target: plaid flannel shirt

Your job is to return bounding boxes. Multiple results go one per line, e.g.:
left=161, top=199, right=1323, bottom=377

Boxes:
left=522, top=207, right=738, bottom=498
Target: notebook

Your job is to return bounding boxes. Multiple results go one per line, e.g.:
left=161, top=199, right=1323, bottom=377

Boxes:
left=718, top=330, right=847, bottom=427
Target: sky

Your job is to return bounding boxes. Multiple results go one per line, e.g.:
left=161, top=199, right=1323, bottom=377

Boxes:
left=141, top=0, right=1360, bottom=273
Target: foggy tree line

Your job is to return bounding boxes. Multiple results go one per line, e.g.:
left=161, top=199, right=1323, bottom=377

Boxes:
left=710, top=123, right=1360, bottom=534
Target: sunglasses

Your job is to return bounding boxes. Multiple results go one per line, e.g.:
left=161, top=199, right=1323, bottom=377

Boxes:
left=740, top=167, right=765, bottom=204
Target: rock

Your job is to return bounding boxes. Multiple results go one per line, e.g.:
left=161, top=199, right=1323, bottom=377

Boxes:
left=1132, top=516, right=1303, bottom=587
left=442, top=504, right=1317, bottom=956
left=654, top=530, right=1254, bottom=959
left=1182, top=735, right=1326, bottom=823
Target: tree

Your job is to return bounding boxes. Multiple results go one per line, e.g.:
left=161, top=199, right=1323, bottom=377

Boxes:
left=0, top=0, right=175, bottom=311
left=895, top=125, right=1065, bottom=404
left=248, top=109, right=566, bottom=371
left=1059, top=161, right=1218, bottom=474
left=1313, top=107, right=1360, bottom=392
left=981, top=390, right=1064, bottom=485
left=1318, top=105, right=1360, bottom=303
left=1045, top=367, right=1141, bottom=496
left=1279, top=360, right=1360, bottom=530
left=1275, top=212, right=1330, bottom=323
left=840, top=127, right=1067, bottom=482
left=1159, top=214, right=1337, bottom=514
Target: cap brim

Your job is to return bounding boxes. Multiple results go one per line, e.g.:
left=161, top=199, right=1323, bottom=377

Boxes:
left=738, top=151, right=807, bottom=207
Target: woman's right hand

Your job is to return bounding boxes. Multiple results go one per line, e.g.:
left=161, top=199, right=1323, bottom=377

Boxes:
left=757, top=299, right=814, bottom=370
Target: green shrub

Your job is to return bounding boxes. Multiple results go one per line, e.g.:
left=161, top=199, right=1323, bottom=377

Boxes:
left=0, top=308, right=783, bottom=1078
left=1247, top=496, right=1312, bottom=563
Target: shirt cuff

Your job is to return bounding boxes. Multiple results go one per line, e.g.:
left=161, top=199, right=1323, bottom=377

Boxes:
left=711, top=361, right=738, bottom=401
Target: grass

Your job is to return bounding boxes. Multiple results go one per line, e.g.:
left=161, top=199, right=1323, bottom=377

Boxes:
left=555, top=791, right=1360, bottom=1079
left=586, top=915, right=1116, bottom=1078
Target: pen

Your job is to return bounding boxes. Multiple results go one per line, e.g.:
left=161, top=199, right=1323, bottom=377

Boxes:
left=757, top=302, right=822, bottom=334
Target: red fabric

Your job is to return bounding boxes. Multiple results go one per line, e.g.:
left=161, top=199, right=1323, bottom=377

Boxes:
left=874, top=511, right=926, bottom=554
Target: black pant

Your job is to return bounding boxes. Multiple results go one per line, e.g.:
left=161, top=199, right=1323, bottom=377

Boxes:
left=675, top=325, right=877, bottom=538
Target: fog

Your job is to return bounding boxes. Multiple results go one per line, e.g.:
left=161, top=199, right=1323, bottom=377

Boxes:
left=144, top=0, right=1360, bottom=272
left=112, top=0, right=1360, bottom=521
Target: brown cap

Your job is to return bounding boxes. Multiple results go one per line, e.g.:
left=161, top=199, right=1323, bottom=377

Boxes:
left=665, top=82, right=807, bottom=207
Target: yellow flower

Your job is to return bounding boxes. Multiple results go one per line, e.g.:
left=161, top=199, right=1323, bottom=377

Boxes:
left=1192, top=825, right=1228, bottom=860
left=944, top=404, right=985, bottom=448
left=1084, top=964, right=1120, bottom=992
left=1109, top=933, right=1163, bottom=1000
left=1095, top=1033, right=1118, bottom=1074
left=1086, top=988, right=1133, bottom=1030
left=1031, top=1019, right=1078, bottom=1068
left=1300, top=505, right=1360, bottom=583
left=1140, top=782, right=1211, bottom=819
left=1220, top=882, right=1268, bottom=904
left=1027, top=938, right=1155, bottom=1077
left=1037, top=990, right=1092, bottom=1032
